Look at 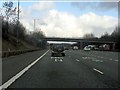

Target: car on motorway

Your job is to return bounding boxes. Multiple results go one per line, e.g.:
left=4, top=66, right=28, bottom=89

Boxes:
left=73, top=46, right=78, bottom=50
left=64, top=47, right=69, bottom=50
left=94, top=47, right=99, bottom=50
left=87, top=45, right=96, bottom=50
left=51, top=44, right=65, bottom=57
left=83, top=46, right=91, bottom=51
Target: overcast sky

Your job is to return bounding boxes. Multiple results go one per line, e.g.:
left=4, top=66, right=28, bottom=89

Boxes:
left=0, top=0, right=118, bottom=38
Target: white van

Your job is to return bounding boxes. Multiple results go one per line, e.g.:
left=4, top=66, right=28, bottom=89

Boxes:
left=84, top=46, right=91, bottom=51
left=73, top=46, right=78, bottom=50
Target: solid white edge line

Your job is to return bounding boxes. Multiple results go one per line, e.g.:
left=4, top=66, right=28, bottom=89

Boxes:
left=0, top=50, right=49, bottom=89
left=93, top=68, right=104, bottom=75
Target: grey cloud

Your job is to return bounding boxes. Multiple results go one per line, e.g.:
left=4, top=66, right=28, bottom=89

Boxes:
left=98, top=2, right=118, bottom=10
left=71, top=2, right=118, bottom=11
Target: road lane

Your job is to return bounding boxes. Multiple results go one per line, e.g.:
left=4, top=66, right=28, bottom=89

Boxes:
left=2, top=49, right=119, bottom=88
left=66, top=50, right=119, bottom=88
left=80, top=50, right=118, bottom=61
left=2, top=49, right=48, bottom=84
left=8, top=50, right=109, bottom=88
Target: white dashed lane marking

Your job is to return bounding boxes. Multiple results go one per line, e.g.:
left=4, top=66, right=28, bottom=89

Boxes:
left=93, top=68, right=104, bottom=75
left=114, top=60, right=118, bottom=62
left=76, top=59, right=79, bottom=62
left=109, top=58, right=112, bottom=60
left=92, top=59, right=103, bottom=62
left=83, top=54, right=118, bottom=62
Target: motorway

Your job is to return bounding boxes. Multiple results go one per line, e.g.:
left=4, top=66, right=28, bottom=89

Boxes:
left=2, top=49, right=119, bottom=88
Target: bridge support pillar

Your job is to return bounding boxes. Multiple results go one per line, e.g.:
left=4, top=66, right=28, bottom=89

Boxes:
left=112, top=43, right=115, bottom=51
left=80, top=42, right=83, bottom=50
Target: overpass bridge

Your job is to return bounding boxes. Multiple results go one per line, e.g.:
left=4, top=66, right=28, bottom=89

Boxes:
left=41, top=37, right=117, bottom=50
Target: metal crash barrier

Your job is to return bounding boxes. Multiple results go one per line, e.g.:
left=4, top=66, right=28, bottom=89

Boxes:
left=1, top=48, right=41, bottom=58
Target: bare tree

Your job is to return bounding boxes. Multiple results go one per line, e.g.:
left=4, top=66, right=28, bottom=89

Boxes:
left=111, top=27, right=119, bottom=37
left=2, top=1, right=17, bottom=39
left=83, top=33, right=95, bottom=39
left=3, top=2, right=17, bottom=23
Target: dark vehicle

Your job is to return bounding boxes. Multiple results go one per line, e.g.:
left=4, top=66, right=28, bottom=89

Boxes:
left=64, top=47, right=69, bottom=50
left=51, top=44, right=65, bottom=57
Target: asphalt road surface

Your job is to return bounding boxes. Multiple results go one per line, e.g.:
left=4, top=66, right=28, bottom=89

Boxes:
left=2, top=49, right=119, bottom=88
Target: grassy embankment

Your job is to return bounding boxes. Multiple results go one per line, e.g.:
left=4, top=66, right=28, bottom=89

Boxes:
left=2, top=35, right=38, bottom=51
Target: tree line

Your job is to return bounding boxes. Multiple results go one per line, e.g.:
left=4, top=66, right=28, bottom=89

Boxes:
left=83, top=26, right=120, bottom=42
left=1, top=1, right=47, bottom=49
